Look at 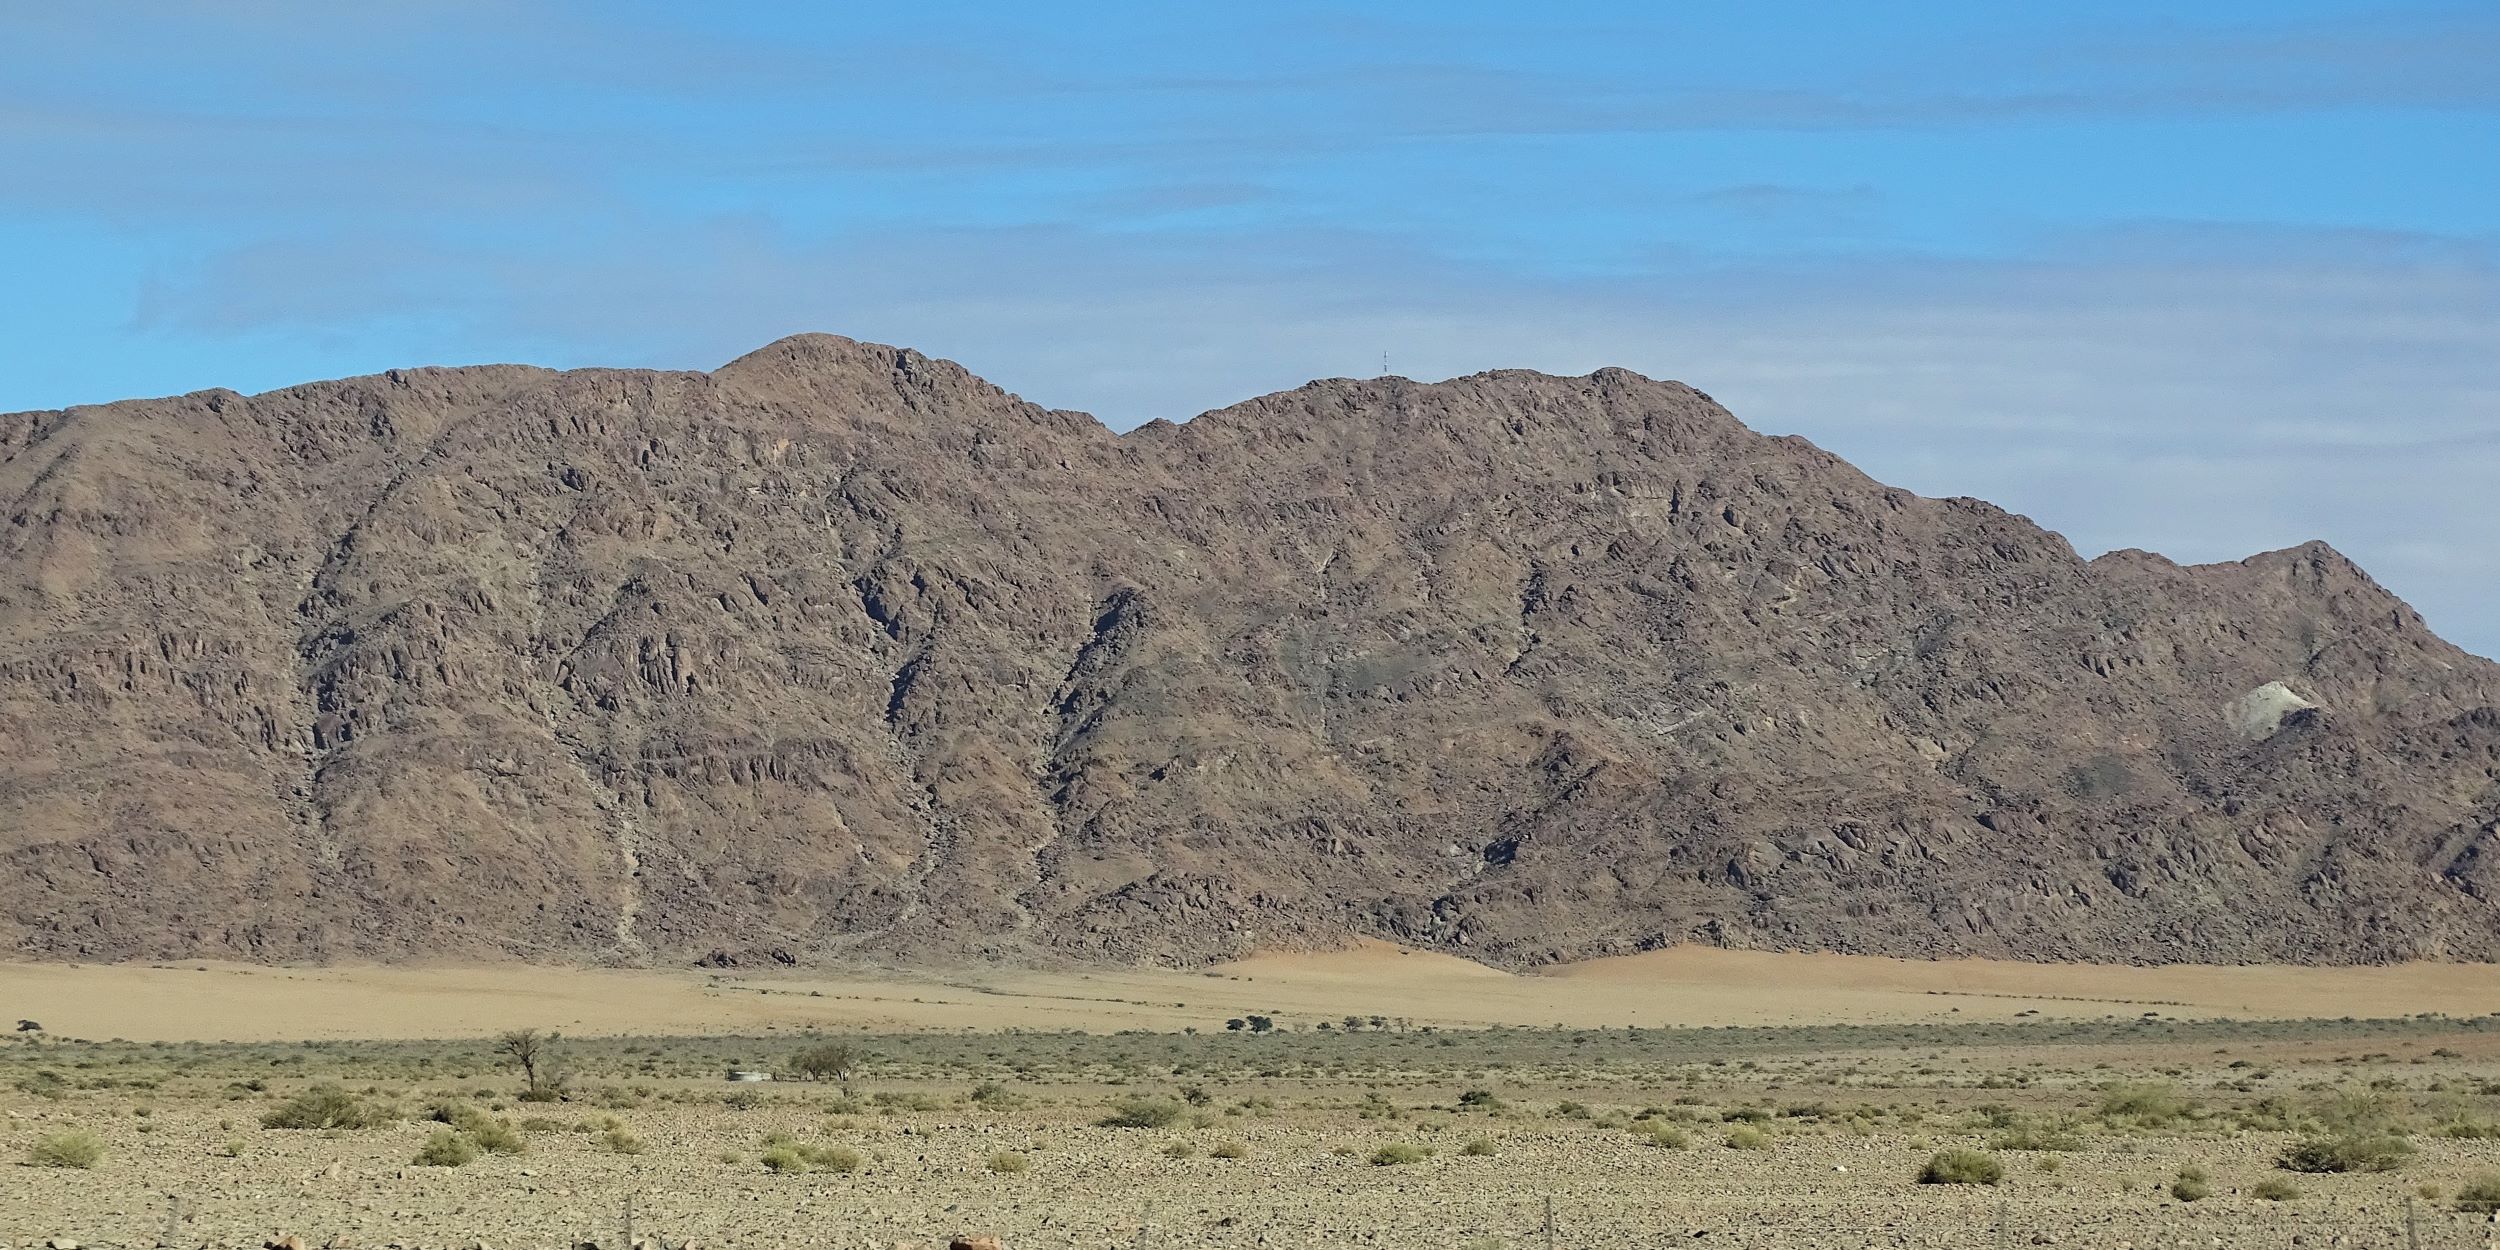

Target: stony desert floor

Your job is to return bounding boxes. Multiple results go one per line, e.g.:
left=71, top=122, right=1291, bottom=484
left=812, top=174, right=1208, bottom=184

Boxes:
left=8, top=950, right=2500, bottom=1249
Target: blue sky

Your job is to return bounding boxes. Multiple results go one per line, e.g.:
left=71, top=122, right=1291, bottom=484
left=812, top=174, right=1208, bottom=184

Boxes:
left=4, top=2, right=2496, bottom=654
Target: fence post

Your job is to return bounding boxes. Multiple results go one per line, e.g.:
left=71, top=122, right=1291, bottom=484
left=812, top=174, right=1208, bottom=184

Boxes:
left=159, top=1192, right=183, bottom=1249
left=2407, top=1195, right=2421, bottom=1250
left=1544, top=1193, right=1557, bottom=1250
left=624, top=1191, right=635, bottom=1250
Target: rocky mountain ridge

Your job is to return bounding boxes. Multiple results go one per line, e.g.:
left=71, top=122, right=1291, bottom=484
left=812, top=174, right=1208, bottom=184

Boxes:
left=3, top=334, right=2496, bottom=968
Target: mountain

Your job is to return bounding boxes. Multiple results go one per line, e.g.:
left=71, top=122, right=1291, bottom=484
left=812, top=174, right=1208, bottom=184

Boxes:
left=4, top=334, right=2497, bottom=969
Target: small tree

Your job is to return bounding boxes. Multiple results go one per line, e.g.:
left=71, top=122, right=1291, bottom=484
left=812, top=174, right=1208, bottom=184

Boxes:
left=1224, top=1018, right=1245, bottom=1032
left=498, top=1029, right=565, bottom=1102
left=1245, top=1015, right=1274, bottom=1034
left=790, top=1040, right=862, bottom=1094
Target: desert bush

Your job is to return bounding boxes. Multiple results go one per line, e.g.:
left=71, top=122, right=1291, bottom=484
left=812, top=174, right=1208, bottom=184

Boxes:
left=14, top=1071, right=69, bottom=1100
left=1098, top=1096, right=1185, bottom=1129
left=413, top=1130, right=477, bottom=1167
left=2454, top=1173, right=2500, bottom=1213
left=2315, top=1089, right=2408, bottom=1135
left=263, top=1085, right=388, bottom=1130
left=969, top=1081, right=1026, bottom=1110
left=468, top=1118, right=525, bottom=1155
left=1724, top=1125, right=1771, bottom=1151
left=1163, top=1141, right=1197, bottom=1159
left=602, top=1125, right=646, bottom=1154
left=1918, top=1149, right=2003, bottom=1185
left=26, top=1130, right=103, bottom=1169
left=1990, top=1123, right=2085, bottom=1151
left=2252, top=1177, right=2302, bottom=1201
left=1638, top=1122, right=1690, bottom=1149
left=760, top=1145, right=806, bottom=1173
left=2170, top=1165, right=2211, bottom=1202
left=2278, top=1133, right=2413, bottom=1174
left=1371, top=1142, right=1430, bottom=1166
left=1210, top=1140, right=1250, bottom=1159
left=1461, top=1137, right=1497, bottom=1156
left=987, top=1151, right=1029, bottom=1174
left=2097, top=1082, right=2193, bottom=1129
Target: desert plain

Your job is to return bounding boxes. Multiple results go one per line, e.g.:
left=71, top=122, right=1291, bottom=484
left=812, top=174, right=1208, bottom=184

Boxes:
left=7, top=946, right=2500, bottom=1250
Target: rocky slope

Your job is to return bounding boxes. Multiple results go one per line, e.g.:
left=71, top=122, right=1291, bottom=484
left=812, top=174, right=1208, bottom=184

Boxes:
left=2, top=334, right=2495, bottom=967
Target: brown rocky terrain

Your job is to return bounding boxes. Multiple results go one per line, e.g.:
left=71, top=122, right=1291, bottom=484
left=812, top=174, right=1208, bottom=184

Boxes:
left=2, top=333, right=2495, bottom=968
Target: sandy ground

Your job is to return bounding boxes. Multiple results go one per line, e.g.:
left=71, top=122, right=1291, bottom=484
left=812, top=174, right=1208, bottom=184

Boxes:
left=6, top=943, right=2499, bottom=1042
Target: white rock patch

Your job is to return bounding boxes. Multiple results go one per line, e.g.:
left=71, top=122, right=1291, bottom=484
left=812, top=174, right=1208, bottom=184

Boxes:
left=2230, top=680, right=2318, bottom=739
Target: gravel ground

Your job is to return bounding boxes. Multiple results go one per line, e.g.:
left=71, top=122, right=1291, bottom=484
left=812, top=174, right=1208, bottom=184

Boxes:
left=10, top=1102, right=2500, bottom=1250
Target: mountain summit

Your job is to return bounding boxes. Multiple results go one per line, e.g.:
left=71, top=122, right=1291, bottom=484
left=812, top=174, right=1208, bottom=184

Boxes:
left=5, top=336, right=2496, bottom=967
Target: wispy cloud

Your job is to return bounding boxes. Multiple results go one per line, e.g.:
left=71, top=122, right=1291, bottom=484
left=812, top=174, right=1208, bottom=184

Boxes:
left=116, top=210, right=2500, bottom=654
left=6, top=3, right=2497, bottom=655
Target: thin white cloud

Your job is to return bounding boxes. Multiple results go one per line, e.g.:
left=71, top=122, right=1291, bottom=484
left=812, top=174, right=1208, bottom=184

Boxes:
left=118, top=213, right=2500, bottom=655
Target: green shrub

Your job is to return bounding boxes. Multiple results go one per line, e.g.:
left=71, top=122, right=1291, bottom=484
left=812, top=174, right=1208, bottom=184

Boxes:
left=467, top=1119, right=525, bottom=1155
left=262, top=1085, right=389, bottom=1130
left=602, top=1126, right=646, bottom=1154
left=2097, top=1082, right=2193, bottom=1128
left=1918, top=1149, right=2004, bottom=1185
left=1989, top=1125, right=2085, bottom=1151
left=413, top=1130, right=477, bottom=1167
left=14, top=1072, right=69, bottom=1101
left=26, top=1130, right=103, bottom=1169
left=968, top=1082, right=1026, bottom=1110
left=1098, top=1096, right=1185, bottom=1129
left=2456, top=1173, right=2500, bottom=1214
left=760, top=1145, right=806, bottom=1173
left=1371, top=1142, right=1430, bottom=1166
left=2315, top=1089, right=2408, bottom=1135
left=2171, top=1175, right=2211, bottom=1202
left=1724, top=1125, right=1771, bottom=1151
left=1639, top=1122, right=1690, bottom=1149
left=1163, top=1141, right=1197, bottom=1159
left=2278, top=1133, right=2413, bottom=1174
left=2252, top=1178, right=2302, bottom=1201
left=987, top=1151, right=1029, bottom=1174
left=1461, top=1137, right=1497, bottom=1157
left=1210, top=1140, right=1250, bottom=1159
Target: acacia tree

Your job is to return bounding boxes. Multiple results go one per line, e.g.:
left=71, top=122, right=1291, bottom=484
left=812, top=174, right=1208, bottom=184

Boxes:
left=790, top=1040, right=863, bottom=1094
left=498, top=1028, right=565, bottom=1102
